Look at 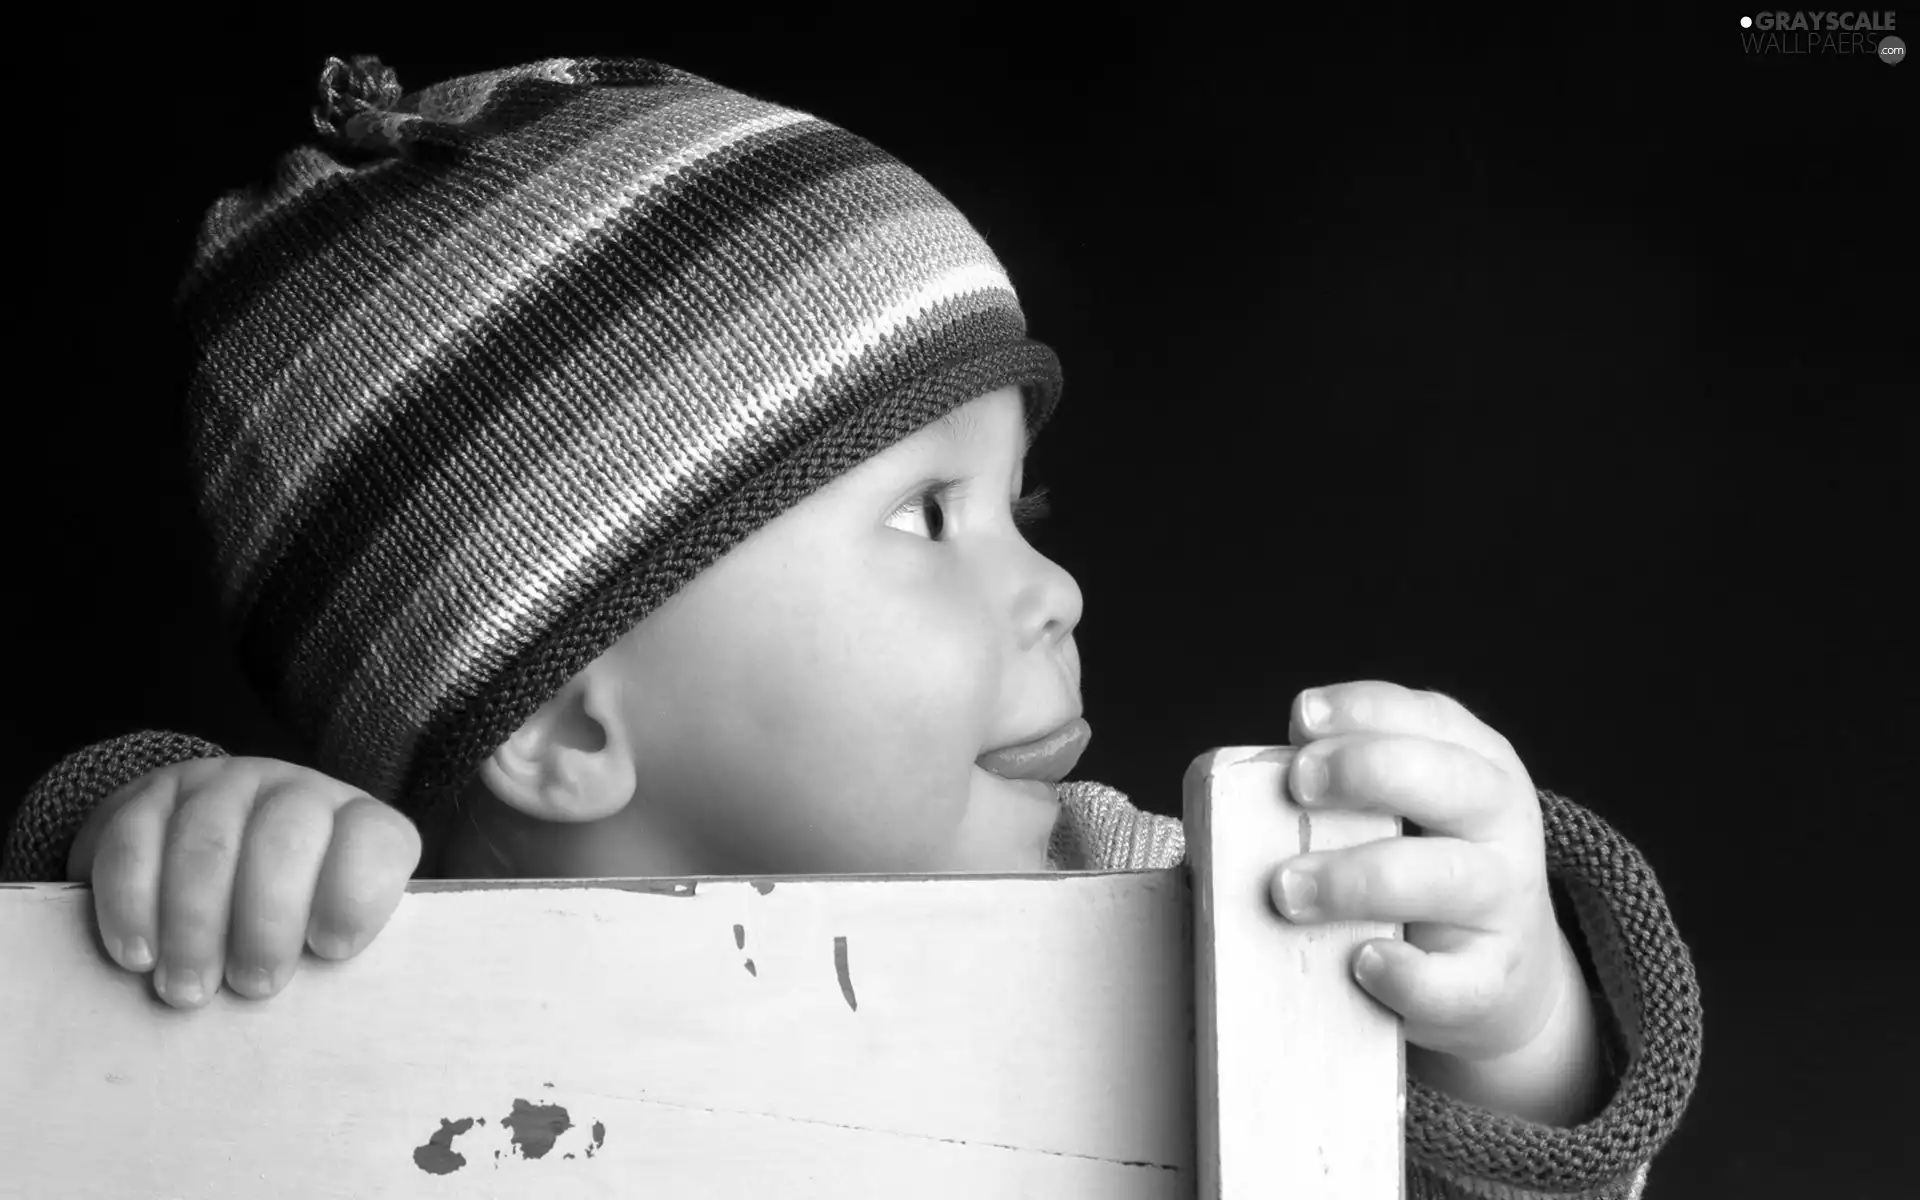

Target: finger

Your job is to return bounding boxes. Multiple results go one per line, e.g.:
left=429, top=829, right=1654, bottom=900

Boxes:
left=1291, top=682, right=1528, bottom=782
left=68, top=770, right=161, bottom=884
left=1348, top=936, right=1539, bottom=1061
left=307, top=796, right=422, bottom=960
left=88, top=772, right=185, bottom=973
left=1270, top=833, right=1508, bottom=931
left=154, top=769, right=263, bottom=1008
left=224, top=783, right=337, bottom=999
left=1288, top=733, right=1521, bottom=842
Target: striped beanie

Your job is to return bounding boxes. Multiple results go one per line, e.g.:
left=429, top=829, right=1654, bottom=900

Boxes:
left=175, top=53, right=1065, bottom=820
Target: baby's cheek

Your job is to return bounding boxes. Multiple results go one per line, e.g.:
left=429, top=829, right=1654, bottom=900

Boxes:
left=897, top=608, right=1001, bottom=715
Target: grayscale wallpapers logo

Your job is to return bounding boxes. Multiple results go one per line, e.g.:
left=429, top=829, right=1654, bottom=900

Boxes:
left=1737, top=11, right=1906, bottom=61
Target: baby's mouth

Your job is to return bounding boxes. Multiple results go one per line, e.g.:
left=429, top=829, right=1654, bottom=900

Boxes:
left=975, top=718, right=1091, bottom=784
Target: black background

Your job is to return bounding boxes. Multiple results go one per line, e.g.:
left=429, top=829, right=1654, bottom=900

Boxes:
left=14, top=14, right=1913, bottom=1196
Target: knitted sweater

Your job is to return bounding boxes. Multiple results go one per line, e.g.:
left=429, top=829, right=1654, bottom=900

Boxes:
left=5, top=734, right=1700, bottom=1199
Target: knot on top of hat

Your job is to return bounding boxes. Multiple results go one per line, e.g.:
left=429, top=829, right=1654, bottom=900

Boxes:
left=312, top=54, right=409, bottom=156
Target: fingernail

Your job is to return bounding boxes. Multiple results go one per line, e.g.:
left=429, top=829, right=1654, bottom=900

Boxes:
left=310, top=931, right=354, bottom=960
left=1355, top=943, right=1387, bottom=980
left=1278, top=864, right=1319, bottom=919
left=162, top=968, right=205, bottom=1007
left=1300, top=689, right=1331, bottom=731
left=229, top=965, right=276, bottom=998
left=1293, top=749, right=1329, bottom=806
left=123, top=937, right=153, bottom=970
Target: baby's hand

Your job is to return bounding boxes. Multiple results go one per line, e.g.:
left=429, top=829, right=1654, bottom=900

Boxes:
left=1272, top=681, right=1570, bottom=1065
left=66, top=757, right=422, bottom=1010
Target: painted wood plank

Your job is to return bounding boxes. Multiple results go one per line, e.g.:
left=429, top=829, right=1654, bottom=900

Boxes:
left=1, top=747, right=1406, bottom=1196
left=3, top=873, right=1191, bottom=1195
left=1188, top=746, right=1406, bottom=1198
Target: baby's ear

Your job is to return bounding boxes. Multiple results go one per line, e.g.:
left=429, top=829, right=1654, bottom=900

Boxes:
left=478, top=667, right=637, bottom=824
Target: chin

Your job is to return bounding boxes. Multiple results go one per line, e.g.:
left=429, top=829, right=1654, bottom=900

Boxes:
left=955, top=765, right=1065, bottom=873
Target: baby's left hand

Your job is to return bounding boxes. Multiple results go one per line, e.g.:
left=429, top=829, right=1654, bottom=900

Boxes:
left=1273, top=680, right=1569, bottom=1064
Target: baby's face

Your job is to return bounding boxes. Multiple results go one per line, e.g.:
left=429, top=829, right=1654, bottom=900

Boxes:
left=573, top=385, right=1084, bottom=875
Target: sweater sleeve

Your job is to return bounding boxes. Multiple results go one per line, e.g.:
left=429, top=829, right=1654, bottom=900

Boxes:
left=2, top=731, right=231, bottom=883
left=1051, top=781, right=1703, bottom=1200
left=1400, top=789, right=1702, bottom=1198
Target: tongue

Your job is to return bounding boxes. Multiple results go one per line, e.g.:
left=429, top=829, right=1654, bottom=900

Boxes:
left=975, top=717, right=1090, bottom=783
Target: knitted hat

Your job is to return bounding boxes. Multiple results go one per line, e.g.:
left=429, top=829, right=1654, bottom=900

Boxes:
left=175, top=53, right=1065, bottom=819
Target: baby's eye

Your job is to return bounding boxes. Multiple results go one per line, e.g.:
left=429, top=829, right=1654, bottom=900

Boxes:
left=886, top=483, right=953, bottom=540
left=886, top=480, right=1052, bottom=542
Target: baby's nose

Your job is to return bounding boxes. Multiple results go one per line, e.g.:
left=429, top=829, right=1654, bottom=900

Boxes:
left=1017, top=545, right=1084, bottom=651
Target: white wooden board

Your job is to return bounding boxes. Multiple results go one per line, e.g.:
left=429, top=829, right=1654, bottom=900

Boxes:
left=1189, top=746, right=1406, bottom=1197
left=1, top=747, right=1404, bottom=1197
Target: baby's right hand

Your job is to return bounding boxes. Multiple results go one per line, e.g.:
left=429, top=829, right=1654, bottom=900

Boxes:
left=65, top=757, right=422, bottom=1009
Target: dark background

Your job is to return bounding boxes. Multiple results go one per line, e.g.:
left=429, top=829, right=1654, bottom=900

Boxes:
left=15, top=15, right=1912, bottom=1196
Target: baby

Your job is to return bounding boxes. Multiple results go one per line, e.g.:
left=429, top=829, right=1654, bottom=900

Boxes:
left=8, top=53, right=1700, bottom=1198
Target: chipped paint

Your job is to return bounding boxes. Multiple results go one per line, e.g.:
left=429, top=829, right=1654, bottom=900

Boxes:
left=733, top=923, right=745, bottom=950
left=411, top=1101, right=601, bottom=1173
left=833, top=935, right=857, bottom=1011
left=751, top=880, right=775, bottom=894
left=413, top=1116, right=476, bottom=1175
left=502, top=1098, right=572, bottom=1160
left=744, top=959, right=756, bottom=976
